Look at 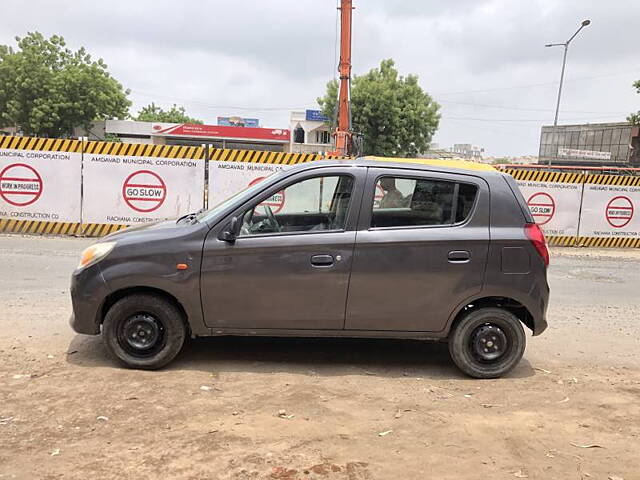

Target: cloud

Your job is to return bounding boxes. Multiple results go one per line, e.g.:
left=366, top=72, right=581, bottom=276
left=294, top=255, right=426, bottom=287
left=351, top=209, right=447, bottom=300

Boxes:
left=1, top=0, right=639, bottom=156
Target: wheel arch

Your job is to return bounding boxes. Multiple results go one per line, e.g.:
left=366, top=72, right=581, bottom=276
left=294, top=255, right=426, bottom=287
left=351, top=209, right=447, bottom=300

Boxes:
left=448, top=296, right=535, bottom=335
left=100, top=286, right=190, bottom=334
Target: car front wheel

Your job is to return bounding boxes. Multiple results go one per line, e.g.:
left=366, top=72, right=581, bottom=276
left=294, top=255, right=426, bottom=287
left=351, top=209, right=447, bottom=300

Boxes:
left=448, top=307, right=525, bottom=379
left=102, top=294, right=187, bottom=370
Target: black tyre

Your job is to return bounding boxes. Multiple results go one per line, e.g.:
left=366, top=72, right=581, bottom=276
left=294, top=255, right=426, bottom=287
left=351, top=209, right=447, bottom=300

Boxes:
left=102, top=294, right=186, bottom=370
left=448, top=307, right=525, bottom=379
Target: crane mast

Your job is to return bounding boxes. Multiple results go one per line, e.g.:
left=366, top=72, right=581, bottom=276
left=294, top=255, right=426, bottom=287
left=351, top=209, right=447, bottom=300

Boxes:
left=333, top=0, right=354, bottom=156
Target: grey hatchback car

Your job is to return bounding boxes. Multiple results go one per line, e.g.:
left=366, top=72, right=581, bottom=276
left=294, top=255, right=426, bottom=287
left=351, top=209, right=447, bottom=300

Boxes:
left=70, top=157, right=549, bottom=378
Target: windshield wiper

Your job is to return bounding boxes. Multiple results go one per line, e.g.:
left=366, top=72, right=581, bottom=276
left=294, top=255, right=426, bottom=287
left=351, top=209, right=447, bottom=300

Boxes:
left=176, top=208, right=205, bottom=224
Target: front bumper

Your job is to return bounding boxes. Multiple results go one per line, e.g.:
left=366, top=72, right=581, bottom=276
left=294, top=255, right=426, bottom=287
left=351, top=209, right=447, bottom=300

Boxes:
left=69, top=264, right=110, bottom=335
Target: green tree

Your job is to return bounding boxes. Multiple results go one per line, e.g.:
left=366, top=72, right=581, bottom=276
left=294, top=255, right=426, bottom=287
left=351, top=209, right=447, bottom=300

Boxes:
left=491, top=158, right=510, bottom=165
left=0, top=32, right=130, bottom=137
left=135, top=103, right=203, bottom=124
left=628, top=80, right=640, bottom=125
left=317, top=59, right=440, bottom=156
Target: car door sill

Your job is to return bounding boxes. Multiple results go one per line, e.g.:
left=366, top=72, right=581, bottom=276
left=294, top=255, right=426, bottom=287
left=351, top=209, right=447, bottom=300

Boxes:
left=206, top=327, right=444, bottom=341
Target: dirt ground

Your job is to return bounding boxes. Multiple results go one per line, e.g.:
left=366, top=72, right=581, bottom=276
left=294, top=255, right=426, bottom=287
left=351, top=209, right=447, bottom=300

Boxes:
left=1, top=235, right=639, bottom=480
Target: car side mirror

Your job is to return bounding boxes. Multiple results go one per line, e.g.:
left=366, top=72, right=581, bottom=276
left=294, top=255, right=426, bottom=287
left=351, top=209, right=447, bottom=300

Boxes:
left=219, top=216, right=239, bottom=242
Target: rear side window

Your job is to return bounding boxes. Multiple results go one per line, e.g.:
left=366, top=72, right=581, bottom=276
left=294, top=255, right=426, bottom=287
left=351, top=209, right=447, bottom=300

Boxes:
left=456, top=182, right=478, bottom=223
left=371, top=176, right=478, bottom=228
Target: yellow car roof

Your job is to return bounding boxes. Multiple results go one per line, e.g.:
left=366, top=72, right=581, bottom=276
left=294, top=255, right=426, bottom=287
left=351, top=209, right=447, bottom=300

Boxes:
left=363, top=156, right=496, bottom=172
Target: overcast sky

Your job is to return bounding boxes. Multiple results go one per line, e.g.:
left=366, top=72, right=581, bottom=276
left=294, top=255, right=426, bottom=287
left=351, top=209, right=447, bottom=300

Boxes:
left=2, top=0, right=639, bottom=156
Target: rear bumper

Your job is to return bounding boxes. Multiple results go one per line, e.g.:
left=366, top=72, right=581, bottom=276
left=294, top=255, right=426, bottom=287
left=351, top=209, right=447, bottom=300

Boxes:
left=69, top=264, right=110, bottom=335
left=530, top=275, right=550, bottom=336
left=532, top=313, right=548, bottom=336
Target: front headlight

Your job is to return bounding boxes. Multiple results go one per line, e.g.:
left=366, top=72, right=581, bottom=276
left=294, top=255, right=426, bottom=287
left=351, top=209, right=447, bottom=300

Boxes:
left=77, top=242, right=116, bottom=270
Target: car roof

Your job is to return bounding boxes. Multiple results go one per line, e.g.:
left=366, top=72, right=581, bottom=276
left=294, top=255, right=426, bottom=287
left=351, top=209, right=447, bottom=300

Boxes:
left=361, top=156, right=497, bottom=172
left=294, top=156, right=499, bottom=176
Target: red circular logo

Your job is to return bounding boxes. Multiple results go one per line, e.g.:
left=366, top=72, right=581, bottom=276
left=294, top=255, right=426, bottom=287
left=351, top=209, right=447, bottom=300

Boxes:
left=122, top=170, right=167, bottom=213
left=249, top=176, right=285, bottom=213
left=0, top=163, right=43, bottom=207
left=527, top=192, right=555, bottom=225
left=605, top=196, right=634, bottom=228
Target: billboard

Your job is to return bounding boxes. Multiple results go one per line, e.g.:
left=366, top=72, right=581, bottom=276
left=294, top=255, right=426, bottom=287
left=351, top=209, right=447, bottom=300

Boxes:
left=305, top=110, right=329, bottom=122
left=217, top=117, right=260, bottom=128
left=558, top=148, right=611, bottom=161
left=152, top=123, right=290, bottom=142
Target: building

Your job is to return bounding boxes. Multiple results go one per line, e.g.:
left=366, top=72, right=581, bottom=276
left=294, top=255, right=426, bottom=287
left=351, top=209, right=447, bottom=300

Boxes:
left=484, top=155, right=538, bottom=165
left=418, top=148, right=461, bottom=159
left=0, top=127, right=18, bottom=136
left=538, top=122, right=640, bottom=166
left=79, top=120, right=291, bottom=152
left=452, top=144, right=484, bottom=161
left=289, top=110, right=334, bottom=154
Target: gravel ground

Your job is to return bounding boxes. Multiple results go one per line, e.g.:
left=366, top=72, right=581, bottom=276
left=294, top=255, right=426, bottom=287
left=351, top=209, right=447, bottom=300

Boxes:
left=0, top=235, right=639, bottom=479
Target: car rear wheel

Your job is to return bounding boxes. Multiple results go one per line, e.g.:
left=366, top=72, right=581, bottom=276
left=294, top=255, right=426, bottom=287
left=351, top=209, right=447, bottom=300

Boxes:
left=448, top=307, right=525, bottom=379
left=102, top=294, right=186, bottom=370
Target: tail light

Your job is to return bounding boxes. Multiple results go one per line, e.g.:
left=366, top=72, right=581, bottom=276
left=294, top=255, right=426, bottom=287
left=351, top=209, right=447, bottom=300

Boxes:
left=525, top=223, right=549, bottom=266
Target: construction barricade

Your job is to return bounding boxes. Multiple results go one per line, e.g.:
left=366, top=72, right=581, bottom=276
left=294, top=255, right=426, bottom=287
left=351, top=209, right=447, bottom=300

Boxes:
left=81, top=141, right=205, bottom=236
left=2, top=135, right=639, bottom=248
left=0, top=135, right=336, bottom=237
left=505, top=168, right=584, bottom=246
left=207, top=148, right=332, bottom=207
left=502, top=166, right=640, bottom=248
left=0, top=136, right=83, bottom=235
left=577, top=174, right=640, bottom=248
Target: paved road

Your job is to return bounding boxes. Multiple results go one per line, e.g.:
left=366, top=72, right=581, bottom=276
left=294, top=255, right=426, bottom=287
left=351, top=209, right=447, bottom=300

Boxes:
left=0, top=235, right=639, bottom=479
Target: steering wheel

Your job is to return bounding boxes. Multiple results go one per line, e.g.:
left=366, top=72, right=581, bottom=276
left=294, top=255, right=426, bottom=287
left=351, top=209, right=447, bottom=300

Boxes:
left=263, top=205, right=281, bottom=233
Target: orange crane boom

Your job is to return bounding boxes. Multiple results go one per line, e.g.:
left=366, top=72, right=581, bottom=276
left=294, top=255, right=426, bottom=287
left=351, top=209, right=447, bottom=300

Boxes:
left=333, top=0, right=354, bottom=157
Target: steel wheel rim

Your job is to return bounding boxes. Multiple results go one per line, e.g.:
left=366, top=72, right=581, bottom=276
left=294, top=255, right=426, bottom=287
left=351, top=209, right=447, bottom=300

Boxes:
left=118, top=313, right=164, bottom=357
left=470, top=324, right=509, bottom=363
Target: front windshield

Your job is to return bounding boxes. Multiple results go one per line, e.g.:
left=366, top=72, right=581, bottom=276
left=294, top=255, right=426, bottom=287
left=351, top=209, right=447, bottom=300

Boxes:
left=195, top=169, right=286, bottom=223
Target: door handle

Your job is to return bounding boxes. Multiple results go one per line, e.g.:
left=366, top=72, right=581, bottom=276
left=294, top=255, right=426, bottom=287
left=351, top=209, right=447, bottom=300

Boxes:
left=311, top=254, right=334, bottom=267
left=448, top=250, right=471, bottom=263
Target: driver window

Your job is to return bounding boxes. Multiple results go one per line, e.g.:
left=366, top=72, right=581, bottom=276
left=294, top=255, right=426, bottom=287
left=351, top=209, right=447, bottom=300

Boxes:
left=239, top=175, right=354, bottom=236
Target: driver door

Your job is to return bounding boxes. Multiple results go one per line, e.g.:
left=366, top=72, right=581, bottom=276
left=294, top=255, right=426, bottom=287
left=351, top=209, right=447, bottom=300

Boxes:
left=200, top=168, right=363, bottom=330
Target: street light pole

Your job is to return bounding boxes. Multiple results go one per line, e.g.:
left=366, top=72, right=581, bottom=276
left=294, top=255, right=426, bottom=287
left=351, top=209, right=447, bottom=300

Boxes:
left=553, top=44, right=569, bottom=127
left=546, top=19, right=591, bottom=126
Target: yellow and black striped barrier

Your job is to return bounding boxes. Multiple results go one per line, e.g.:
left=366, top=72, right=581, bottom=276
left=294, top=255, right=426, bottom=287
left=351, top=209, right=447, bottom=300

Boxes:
left=208, top=148, right=344, bottom=164
left=504, top=168, right=584, bottom=184
left=0, top=220, right=127, bottom=237
left=0, top=219, right=81, bottom=235
left=84, top=140, right=205, bottom=159
left=579, top=173, right=640, bottom=187
left=0, top=135, right=82, bottom=152
left=577, top=236, right=640, bottom=248
left=80, top=223, right=128, bottom=237
left=545, top=235, right=576, bottom=247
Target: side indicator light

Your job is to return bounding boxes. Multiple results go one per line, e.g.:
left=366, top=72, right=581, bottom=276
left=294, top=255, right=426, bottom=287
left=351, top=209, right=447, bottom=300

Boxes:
left=176, top=263, right=189, bottom=270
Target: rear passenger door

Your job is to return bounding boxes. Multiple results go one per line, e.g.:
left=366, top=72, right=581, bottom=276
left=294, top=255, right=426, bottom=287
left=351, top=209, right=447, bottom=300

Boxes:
left=344, top=168, right=490, bottom=332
